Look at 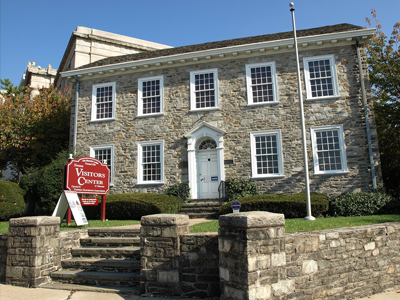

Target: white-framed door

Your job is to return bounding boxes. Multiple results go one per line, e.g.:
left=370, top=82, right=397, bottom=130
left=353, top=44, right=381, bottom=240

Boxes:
left=197, top=150, right=219, bottom=199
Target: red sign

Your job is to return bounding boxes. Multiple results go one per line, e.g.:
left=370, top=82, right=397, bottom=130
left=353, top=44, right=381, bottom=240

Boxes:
left=65, top=157, right=110, bottom=195
left=80, top=197, right=99, bottom=206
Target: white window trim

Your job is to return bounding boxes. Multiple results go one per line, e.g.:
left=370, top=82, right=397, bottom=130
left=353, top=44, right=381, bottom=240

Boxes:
left=250, top=130, right=284, bottom=179
left=90, top=145, right=114, bottom=185
left=91, top=82, right=116, bottom=121
left=245, top=62, right=279, bottom=105
left=190, top=68, right=219, bottom=111
left=310, top=125, right=348, bottom=175
left=303, top=55, right=339, bottom=100
left=137, top=76, right=164, bottom=117
left=137, top=140, right=164, bottom=185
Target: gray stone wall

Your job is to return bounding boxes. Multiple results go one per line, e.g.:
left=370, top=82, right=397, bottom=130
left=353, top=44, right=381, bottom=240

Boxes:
left=73, top=44, right=380, bottom=196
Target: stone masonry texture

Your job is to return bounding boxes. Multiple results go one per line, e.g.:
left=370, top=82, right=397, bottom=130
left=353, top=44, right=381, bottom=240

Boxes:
left=72, top=43, right=380, bottom=196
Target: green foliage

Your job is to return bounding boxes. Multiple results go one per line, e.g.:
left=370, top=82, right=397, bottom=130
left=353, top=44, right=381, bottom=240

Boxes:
left=165, top=182, right=190, bottom=203
left=0, top=181, right=26, bottom=220
left=225, top=178, right=259, bottom=201
left=84, top=193, right=182, bottom=220
left=328, top=191, right=395, bottom=217
left=220, top=193, right=329, bottom=218
left=366, top=12, right=400, bottom=198
left=20, top=151, right=69, bottom=215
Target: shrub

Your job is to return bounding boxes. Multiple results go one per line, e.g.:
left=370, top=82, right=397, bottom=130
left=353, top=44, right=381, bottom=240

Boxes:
left=83, top=193, right=182, bottom=220
left=225, top=178, right=259, bottom=201
left=220, top=193, right=329, bottom=218
left=166, top=183, right=190, bottom=203
left=328, top=191, right=395, bottom=217
left=0, top=181, right=26, bottom=220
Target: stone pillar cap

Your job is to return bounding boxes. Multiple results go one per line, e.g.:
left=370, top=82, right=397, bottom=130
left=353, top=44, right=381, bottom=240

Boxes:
left=9, top=216, right=61, bottom=227
left=141, top=214, right=189, bottom=226
left=219, top=211, right=285, bottom=228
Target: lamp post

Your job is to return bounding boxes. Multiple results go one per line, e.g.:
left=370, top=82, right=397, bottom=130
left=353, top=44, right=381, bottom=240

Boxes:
left=290, top=2, right=315, bottom=221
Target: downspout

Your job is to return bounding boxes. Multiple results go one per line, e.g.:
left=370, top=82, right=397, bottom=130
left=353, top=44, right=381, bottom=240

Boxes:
left=73, top=76, right=79, bottom=155
left=355, top=37, right=377, bottom=191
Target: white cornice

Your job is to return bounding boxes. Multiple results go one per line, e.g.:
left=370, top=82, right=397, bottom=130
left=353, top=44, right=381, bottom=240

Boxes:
left=62, top=28, right=375, bottom=82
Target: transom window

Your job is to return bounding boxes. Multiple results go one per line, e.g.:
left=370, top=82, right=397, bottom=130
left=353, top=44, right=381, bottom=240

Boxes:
left=90, top=145, right=113, bottom=184
left=246, top=62, right=278, bottom=104
left=138, top=141, right=164, bottom=184
left=250, top=130, right=283, bottom=178
left=303, top=55, right=338, bottom=99
left=91, top=82, right=116, bottom=121
left=311, top=125, right=347, bottom=174
left=138, top=76, right=164, bottom=116
left=190, top=69, right=219, bottom=110
left=198, top=139, right=217, bottom=150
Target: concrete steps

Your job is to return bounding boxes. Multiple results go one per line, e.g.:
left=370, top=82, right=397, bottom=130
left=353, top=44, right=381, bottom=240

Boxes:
left=180, top=198, right=223, bottom=219
left=48, top=227, right=141, bottom=292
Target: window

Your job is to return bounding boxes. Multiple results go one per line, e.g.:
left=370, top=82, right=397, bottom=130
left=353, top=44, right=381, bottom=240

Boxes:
left=246, top=62, right=278, bottom=104
left=91, top=82, right=116, bottom=121
left=303, top=55, right=339, bottom=99
left=138, top=141, right=164, bottom=184
left=250, top=130, right=283, bottom=178
left=90, top=145, right=114, bottom=184
left=311, top=125, right=347, bottom=174
left=190, top=69, right=218, bottom=110
left=138, top=76, right=164, bottom=116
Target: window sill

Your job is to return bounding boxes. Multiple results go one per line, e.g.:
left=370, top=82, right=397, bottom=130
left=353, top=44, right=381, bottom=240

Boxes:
left=251, top=175, right=285, bottom=180
left=305, top=95, right=340, bottom=101
left=89, top=118, right=116, bottom=123
left=136, top=112, right=164, bottom=118
left=247, top=101, right=279, bottom=107
left=312, top=171, right=349, bottom=176
left=189, top=107, right=220, bottom=113
left=135, top=182, right=165, bottom=186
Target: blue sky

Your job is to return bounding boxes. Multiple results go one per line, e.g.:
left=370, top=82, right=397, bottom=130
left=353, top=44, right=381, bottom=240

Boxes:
left=1, top=0, right=398, bottom=86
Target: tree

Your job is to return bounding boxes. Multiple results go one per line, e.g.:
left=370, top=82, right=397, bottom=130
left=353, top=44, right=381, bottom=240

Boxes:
left=366, top=10, right=400, bottom=198
left=0, top=80, right=71, bottom=179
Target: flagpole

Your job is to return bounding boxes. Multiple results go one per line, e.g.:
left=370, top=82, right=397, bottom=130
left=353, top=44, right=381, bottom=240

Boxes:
left=290, top=2, right=315, bottom=221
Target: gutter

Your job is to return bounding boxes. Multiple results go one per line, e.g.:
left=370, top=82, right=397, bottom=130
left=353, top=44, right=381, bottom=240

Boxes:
left=73, top=76, right=79, bottom=154
left=356, top=37, right=377, bottom=191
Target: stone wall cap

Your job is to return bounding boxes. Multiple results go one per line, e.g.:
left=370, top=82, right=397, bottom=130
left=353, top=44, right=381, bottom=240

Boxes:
left=219, top=211, right=285, bottom=228
left=9, top=216, right=61, bottom=227
left=141, top=214, right=189, bottom=226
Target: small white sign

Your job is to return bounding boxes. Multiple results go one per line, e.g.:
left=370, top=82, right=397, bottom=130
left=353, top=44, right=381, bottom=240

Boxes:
left=52, top=190, right=89, bottom=226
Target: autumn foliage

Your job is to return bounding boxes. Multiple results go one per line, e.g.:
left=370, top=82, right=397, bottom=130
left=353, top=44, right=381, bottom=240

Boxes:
left=0, top=82, right=71, bottom=178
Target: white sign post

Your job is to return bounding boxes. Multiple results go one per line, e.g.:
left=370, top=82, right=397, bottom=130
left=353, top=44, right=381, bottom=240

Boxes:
left=52, top=190, right=89, bottom=226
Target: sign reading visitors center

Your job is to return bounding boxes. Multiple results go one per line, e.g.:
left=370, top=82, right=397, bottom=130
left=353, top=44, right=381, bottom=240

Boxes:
left=65, top=157, right=110, bottom=195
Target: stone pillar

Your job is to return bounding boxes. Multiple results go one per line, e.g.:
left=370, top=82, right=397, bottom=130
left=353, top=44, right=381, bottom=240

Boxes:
left=140, top=214, right=189, bottom=296
left=219, top=211, right=287, bottom=300
left=6, top=216, right=60, bottom=287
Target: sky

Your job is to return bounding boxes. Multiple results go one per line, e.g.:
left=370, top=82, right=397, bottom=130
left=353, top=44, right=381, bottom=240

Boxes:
left=0, top=0, right=399, bottom=86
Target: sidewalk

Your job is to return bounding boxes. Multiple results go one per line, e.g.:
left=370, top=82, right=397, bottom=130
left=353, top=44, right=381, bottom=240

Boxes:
left=1, top=284, right=400, bottom=300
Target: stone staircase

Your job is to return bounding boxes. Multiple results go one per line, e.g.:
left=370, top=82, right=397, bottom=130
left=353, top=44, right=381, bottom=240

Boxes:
left=42, top=227, right=141, bottom=294
left=180, top=198, right=223, bottom=219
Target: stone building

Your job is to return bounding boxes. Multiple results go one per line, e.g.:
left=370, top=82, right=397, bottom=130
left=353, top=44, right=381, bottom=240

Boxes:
left=61, top=23, right=380, bottom=198
left=19, top=62, right=57, bottom=98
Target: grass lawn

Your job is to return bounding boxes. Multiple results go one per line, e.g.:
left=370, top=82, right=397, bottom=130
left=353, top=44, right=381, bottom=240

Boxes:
left=1, top=215, right=399, bottom=235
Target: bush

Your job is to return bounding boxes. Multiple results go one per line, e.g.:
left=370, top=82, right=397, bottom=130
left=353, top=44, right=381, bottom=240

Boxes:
left=328, top=191, right=395, bottom=217
left=0, top=181, right=26, bottom=220
left=166, top=183, right=190, bottom=203
left=83, top=193, right=183, bottom=220
left=220, top=193, right=329, bottom=218
left=225, top=178, right=259, bottom=201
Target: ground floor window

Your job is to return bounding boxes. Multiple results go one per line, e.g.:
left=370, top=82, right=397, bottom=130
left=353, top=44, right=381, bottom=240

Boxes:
left=138, top=141, right=164, bottom=184
left=90, top=145, right=113, bottom=184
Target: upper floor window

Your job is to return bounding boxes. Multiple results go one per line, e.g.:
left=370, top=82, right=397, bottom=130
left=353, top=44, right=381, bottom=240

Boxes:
left=190, top=69, right=219, bottom=111
left=246, top=62, right=278, bottom=105
left=91, top=82, right=116, bottom=121
left=310, top=125, right=347, bottom=175
left=138, top=76, right=164, bottom=116
left=138, top=141, right=164, bottom=184
left=90, top=145, right=114, bottom=185
left=250, top=130, right=283, bottom=178
left=303, top=55, right=339, bottom=99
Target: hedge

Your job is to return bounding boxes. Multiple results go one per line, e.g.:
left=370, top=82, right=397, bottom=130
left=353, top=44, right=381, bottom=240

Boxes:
left=0, top=181, right=26, bottom=221
left=220, top=193, right=329, bottom=218
left=83, top=193, right=182, bottom=220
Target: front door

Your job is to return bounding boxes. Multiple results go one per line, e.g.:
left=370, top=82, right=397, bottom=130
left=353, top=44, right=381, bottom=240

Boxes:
left=198, top=151, right=219, bottom=199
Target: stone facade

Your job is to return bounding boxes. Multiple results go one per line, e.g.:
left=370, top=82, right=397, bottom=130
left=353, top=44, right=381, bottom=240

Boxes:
left=67, top=31, right=380, bottom=197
